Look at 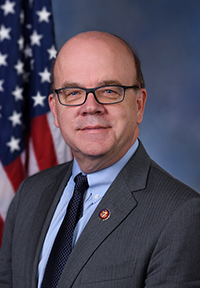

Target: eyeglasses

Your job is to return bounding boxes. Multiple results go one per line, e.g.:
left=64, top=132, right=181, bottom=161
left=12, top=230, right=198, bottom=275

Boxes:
left=54, top=84, right=139, bottom=106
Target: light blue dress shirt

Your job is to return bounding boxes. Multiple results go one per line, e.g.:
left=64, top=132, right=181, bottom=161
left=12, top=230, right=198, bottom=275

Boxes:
left=37, top=139, right=139, bottom=287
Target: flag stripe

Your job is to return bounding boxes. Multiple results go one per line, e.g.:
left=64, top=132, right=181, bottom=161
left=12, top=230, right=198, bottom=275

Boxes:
left=4, top=156, right=25, bottom=192
left=0, top=161, right=15, bottom=220
left=31, top=114, right=58, bottom=170
left=27, top=138, right=40, bottom=176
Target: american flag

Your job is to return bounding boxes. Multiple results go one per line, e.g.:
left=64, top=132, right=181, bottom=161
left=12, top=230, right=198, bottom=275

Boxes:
left=0, top=0, right=72, bottom=247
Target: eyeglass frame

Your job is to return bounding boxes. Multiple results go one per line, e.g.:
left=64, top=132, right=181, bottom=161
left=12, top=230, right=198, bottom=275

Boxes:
left=53, top=84, right=139, bottom=106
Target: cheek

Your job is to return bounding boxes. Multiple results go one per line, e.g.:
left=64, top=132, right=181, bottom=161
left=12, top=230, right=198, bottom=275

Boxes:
left=110, top=105, right=136, bottom=137
left=119, top=100, right=137, bottom=124
left=120, top=108, right=139, bottom=144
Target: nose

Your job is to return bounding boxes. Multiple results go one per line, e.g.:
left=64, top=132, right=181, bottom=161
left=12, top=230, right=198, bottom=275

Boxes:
left=80, top=92, right=105, bottom=115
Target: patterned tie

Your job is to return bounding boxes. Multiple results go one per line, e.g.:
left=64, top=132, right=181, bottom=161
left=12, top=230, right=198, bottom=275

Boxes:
left=41, top=173, right=88, bottom=288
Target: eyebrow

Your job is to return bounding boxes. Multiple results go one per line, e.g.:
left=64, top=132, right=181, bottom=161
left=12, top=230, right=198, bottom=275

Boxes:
left=59, top=80, right=123, bottom=89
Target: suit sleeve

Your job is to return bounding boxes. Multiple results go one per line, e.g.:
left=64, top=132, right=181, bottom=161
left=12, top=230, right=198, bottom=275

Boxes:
left=145, top=197, right=200, bottom=287
left=0, top=183, right=22, bottom=287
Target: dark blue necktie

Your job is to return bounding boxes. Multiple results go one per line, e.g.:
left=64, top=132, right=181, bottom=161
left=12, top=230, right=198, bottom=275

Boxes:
left=41, top=173, right=88, bottom=288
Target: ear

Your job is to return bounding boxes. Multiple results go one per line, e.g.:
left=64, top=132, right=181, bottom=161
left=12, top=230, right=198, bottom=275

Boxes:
left=48, top=93, right=59, bottom=128
left=136, top=88, right=147, bottom=124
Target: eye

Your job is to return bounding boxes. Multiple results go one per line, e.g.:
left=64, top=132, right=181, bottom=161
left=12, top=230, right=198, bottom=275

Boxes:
left=99, top=86, right=122, bottom=97
left=69, top=90, right=79, bottom=96
left=102, top=88, right=119, bottom=96
left=105, top=89, right=115, bottom=94
left=63, top=89, right=83, bottom=97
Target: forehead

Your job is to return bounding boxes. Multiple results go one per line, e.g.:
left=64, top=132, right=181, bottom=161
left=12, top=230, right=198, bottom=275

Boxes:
left=54, top=34, right=136, bottom=87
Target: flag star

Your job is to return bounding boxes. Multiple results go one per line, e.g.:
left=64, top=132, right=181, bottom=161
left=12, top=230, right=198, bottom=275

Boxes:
left=12, top=85, right=23, bottom=101
left=6, top=136, right=21, bottom=153
left=14, top=60, right=24, bottom=75
left=32, top=92, right=46, bottom=107
left=0, top=52, right=8, bottom=66
left=29, top=0, right=33, bottom=8
left=36, top=6, right=51, bottom=23
left=23, top=72, right=30, bottom=82
left=20, top=10, right=24, bottom=24
left=26, top=24, right=32, bottom=29
left=0, top=0, right=16, bottom=16
left=39, top=67, right=50, bottom=83
left=18, top=36, right=24, bottom=50
left=8, top=110, right=22, bottom=127
left=0, top=25, right=11, bottom=42
left=47, top=45, right=57, bottom=59
left=30, top=59, right=34, bottom=70
left=24, top=45, right=32, bottom=58
left=30, top=30, right=43, bottom=46
left=0, top=79, right=4, bottom=91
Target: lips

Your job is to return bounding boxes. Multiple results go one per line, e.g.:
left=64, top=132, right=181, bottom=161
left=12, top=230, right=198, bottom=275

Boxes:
left=81, top=125, right=107, bottom=131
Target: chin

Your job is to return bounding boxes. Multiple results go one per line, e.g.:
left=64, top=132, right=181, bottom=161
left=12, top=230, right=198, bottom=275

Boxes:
left=77, top=145, right=110, bottom=157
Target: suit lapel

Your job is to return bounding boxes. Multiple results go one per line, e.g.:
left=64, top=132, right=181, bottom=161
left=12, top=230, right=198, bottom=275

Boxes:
left=58, top=141, right=151, bottom=287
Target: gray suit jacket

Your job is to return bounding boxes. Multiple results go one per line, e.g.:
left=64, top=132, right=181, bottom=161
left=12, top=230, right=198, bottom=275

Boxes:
left=0, top=141, right=200, bottom=287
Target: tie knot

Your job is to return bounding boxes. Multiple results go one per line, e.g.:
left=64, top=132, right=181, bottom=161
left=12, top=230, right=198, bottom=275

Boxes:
left=74, top=173, right=88, bottom=195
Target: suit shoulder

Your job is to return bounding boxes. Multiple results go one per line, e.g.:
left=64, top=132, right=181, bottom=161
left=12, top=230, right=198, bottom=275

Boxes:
left=29, top=161, right=72, bottom=178
left=130, top=141, right=200, bottom=206
left=148, top=159, right=200, bottom=201
left=20, top=161, right=73, bottom=191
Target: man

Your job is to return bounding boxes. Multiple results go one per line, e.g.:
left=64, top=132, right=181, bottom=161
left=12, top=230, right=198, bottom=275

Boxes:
left=0, top=31, right=200, bottom=288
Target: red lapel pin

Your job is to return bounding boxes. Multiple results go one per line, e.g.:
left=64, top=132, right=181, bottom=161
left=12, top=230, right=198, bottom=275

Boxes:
left=99, top=209, right=111, bottom=221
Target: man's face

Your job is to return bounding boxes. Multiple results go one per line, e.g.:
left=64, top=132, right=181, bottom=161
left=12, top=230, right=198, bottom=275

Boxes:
left=49, top=33, right=147, bottom=173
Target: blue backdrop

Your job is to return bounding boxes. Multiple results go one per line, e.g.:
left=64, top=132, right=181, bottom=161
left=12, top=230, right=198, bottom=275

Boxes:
left=52, top=0, right=200, bottom=192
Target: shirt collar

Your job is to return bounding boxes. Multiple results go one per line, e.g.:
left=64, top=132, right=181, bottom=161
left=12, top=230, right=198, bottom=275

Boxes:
left=72, top=139, right=139, bottom=201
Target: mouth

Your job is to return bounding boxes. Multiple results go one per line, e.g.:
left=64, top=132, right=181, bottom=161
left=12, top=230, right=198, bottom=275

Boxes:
left=79, top=125, right=110, bottom=135
left=81, top=125, right=107, bottom=131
